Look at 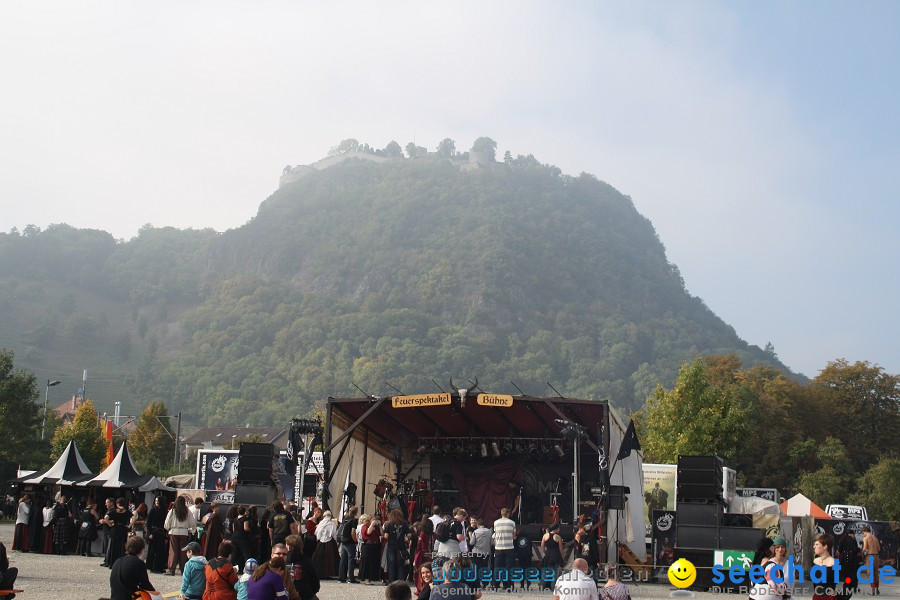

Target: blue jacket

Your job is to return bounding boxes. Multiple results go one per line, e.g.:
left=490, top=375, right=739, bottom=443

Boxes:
left=181, top=554, right=208, bottom=598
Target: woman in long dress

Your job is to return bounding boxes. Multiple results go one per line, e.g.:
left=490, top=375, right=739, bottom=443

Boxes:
left=202, top=503, right=224, bottom=560
left=311, top=510, right=339, bottom=579
left=105, top=498, right=133, bottom=568
left=13, top=495, right=31, bottom=552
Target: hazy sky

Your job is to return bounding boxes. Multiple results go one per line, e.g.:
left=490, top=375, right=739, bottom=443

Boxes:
left=2, top=1, right=898, bottom=378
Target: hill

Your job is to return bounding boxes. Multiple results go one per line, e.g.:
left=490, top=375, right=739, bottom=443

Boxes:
left=0, top=149, right=793, bottom=426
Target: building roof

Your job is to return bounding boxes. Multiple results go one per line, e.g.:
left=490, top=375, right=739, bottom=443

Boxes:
left=183, top=426, right=288, bottom=449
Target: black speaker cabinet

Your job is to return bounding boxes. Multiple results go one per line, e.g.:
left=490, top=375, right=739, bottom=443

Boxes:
left=677, top=502, right=723, bottom=526
left=234, top=483, right=276, bottom=507
left=239, top=442, right=274, bottom=456
left=673, top=548, right=714, bottom=590
left=677, top=455, right=724, bottom=472
left=237, top=467, right=273, bottom=484
left=676, top=525, right=719, bottom=548
left=677, top=483, right=722, bottom=504
left=239, top=454, right=273, bottom=470
left=719, top=526, right=765, bottom=551
left=607, top=485, right=629, bottom=510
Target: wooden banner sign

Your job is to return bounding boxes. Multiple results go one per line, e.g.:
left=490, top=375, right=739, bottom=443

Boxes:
left=391, top=393, right=451, bottom=408
left=477, top=393, right=514, bottom=407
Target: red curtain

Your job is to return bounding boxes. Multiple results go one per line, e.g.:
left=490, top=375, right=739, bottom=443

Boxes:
left=451, top=457, right=525, bottom=522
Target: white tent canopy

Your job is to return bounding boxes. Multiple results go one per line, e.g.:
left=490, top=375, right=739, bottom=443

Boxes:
left=729, top=495, right=782, bottom=516
left=16, top=440, right=94, bottom=486
left=80, top=441, right=153, bottom=489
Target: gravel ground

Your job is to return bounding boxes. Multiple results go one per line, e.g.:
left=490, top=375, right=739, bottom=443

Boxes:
left=3, top=523, right=897, bottom=600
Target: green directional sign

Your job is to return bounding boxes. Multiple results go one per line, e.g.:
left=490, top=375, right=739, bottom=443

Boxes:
left=714, top=549, right=754, bottom=571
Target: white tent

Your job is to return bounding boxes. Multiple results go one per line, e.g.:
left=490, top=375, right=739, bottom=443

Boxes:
left=606, top=409, right=646, bottom=563
left=729, top=495, right=782, bottom=516
left=15, top=440, right=94, bottom=486
left=780, top=493, right=830, bottom=519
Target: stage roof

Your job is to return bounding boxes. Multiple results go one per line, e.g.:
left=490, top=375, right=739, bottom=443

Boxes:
left=326, top=395, right=608, bottom=449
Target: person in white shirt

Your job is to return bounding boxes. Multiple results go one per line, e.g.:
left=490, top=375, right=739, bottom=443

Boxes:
left=554, top=558, right=599, bottom=600
left=429, top=505, right=443, bottom=552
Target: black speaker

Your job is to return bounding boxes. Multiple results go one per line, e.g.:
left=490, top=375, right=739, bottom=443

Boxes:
left=234, top=483, right=276, bottom=507
left=238, top=443, right=275, bottom=484
left=677, top=483, right=722, bottom=504
left=673, top=548, right=714, bottom=590
left=240, top=455, right=273, bottom=470
left=237, top=468, right=273, bottom=484
left=239, top=442, right=274, bottom=457
left=607, top=485, right=630, bottom=510
left=676, top=525, right=719, bottom=548
left=677, top=502, right=723, bottom=526
left=677, top=455, right=723, bottom=471
left=719, top=526, right=765, bottom=550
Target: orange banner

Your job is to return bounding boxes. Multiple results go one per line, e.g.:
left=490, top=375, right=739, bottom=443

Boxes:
left=105, top=419, right=114, bottom=467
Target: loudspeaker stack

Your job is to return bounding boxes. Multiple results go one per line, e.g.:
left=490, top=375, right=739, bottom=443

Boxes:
left=673, top=455, right=763, bottom=590
left=235, top=442, right=277, bottom=507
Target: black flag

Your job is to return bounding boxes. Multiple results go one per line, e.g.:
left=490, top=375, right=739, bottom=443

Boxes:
left=616, top=419, right=641, bottom=461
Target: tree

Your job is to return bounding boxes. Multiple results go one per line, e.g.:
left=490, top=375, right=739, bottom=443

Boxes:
left=383, top=141, right=403, bottom=158
left=814, top=360, right=899, bottom=472
left=0, top=349, right=42, bottom=478
left=791, top=436, right=854, bottom=506
left=849, top=457, right=900, bottom=521
left=637, top=355, right=757, bottom=464
left=436, top=138, right=456, bottom=157
left=328, top=138, right=360, bottom=156
left=470, top=137, right=497, bottom=162
left=129, top=400, right=173, bottom=473
left=405, top=142, right=418, bottom=158
left=51, top=399, right=108, bottom=472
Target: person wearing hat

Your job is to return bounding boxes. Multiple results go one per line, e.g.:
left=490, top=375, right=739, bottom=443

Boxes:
left=235, top=558, right=259, bottom=600
left=770, top=536, right=795, bottom=600
left=180, top=540, right=208, bottom=600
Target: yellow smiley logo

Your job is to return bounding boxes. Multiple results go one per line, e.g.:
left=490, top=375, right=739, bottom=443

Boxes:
left=667, top=558, right=696, bottom=588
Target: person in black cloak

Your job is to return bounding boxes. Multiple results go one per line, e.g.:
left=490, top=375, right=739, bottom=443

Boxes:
left=836, top=530, right=860, bottom=600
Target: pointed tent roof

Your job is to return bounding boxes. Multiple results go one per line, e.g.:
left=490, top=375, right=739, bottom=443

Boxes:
left=779, top=493, right=831, bottom=519
left=80, top=441, right=152, bottom=488
left=15, top=440, right=94, bottom=485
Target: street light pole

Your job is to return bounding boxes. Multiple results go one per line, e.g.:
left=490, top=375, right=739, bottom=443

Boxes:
left=42, top=379, right=61, bottom=440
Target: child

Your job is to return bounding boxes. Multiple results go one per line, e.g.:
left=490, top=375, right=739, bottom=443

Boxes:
left=181, top=541, right=208, bottom=600
left=235, top=557, right=259, bottom=600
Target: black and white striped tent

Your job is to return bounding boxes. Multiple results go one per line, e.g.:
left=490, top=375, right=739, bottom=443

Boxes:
left=14, top=439, right=94, bottom=486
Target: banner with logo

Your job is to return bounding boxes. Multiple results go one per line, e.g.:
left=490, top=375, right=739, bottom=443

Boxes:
left=196, top=450, right=239, bottom=494
left=816, top=519, right=898, bottom=567
left=651, top=509, right=676, bottom=568
left=643, top=463, right=676, bottom=536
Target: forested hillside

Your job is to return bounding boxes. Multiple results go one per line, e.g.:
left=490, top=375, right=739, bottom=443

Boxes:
left=0, top=150, right=792, bottom=426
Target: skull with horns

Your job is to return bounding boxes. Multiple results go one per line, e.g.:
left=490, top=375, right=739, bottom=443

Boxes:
left=449, top=376, right=478, bottom=408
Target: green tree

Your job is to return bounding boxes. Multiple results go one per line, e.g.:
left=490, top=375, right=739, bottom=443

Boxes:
left=814, top=360, right=899, bottom=472
left=637, top=355, right=758, bottom=463
left=405, top=142, right=418, bottom=158
left=471, top=136, right=497, bottom=162
left=328, top=138, right=359, bottom=156
left=849, top=457, right=900, bottom=521
left=129, top=400, right=173, bottom=473
left=790, top=436, right=854, bottom=506
left=436, top=138, right=456, bottom=157
left=0, top=348, right=42, bottom=479
left=383, top=141, right=403, bottom=158
left=51, top=399, right=108, bottom=472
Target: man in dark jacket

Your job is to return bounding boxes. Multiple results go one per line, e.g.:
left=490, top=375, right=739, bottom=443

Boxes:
left=0, top=542, right=19, bottom=598
left=109, top=536, right=155, bottom=600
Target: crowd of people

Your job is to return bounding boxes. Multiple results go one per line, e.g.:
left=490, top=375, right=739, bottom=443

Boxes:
left=10, top=491, right=630, bottom=600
